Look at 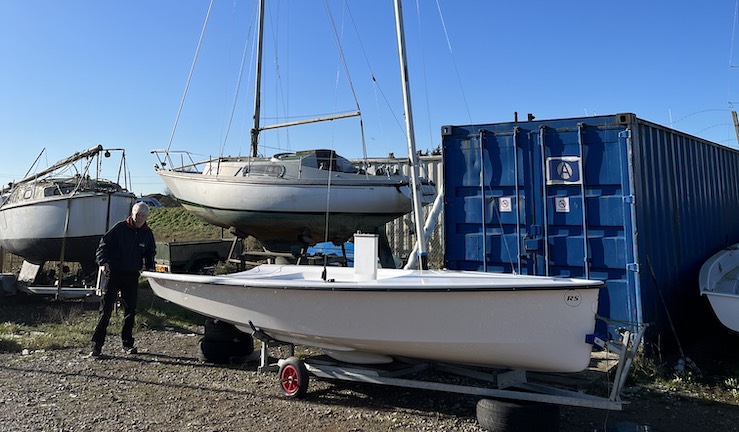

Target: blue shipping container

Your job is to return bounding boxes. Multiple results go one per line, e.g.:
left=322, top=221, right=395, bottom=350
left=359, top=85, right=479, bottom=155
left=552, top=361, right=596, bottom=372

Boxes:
left=441, top=113, right=739, bottom=346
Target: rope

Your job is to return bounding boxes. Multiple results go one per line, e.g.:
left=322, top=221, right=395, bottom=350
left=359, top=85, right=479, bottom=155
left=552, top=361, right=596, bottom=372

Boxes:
left=165, top=0, right=216, bottom=155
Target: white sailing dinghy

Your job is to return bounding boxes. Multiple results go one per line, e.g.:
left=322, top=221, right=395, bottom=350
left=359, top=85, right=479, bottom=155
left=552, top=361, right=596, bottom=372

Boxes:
left=699, top=243, right=739, bottom=332
left=144, top=233, right=603, bottom=372
left=144, top=0, right=604, bottom=374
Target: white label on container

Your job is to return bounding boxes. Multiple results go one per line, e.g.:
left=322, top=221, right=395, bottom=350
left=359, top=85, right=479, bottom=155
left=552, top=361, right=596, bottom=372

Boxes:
left=499, top=197, right=512, bottom=213
left=555, top=197, right=570, bottom=213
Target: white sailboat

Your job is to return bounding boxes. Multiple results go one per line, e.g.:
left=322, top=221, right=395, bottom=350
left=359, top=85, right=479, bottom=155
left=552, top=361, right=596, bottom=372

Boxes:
left=699, top=243, right=739, bottom=332
left=143, top=0, right=604, bottom=374
left=0, top=145, right=135, bottom=278
left=154, top=149, right=433, bottom=253
left=152, top=1, right=435, bottom=253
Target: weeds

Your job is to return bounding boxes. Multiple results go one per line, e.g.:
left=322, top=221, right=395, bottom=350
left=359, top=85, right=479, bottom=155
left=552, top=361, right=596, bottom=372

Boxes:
left=0, top=208, right=233, bottom=354
left=0, top=281, right=205, bottom=353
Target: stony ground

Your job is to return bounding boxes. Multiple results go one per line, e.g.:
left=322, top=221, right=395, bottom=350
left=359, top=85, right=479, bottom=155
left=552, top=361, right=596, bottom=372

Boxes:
left=1, top=326, right=738, bottom=432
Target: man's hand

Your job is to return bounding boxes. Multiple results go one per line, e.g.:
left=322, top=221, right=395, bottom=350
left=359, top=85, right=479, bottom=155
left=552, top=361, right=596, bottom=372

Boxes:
left=102, top=263, right=111, bottom=277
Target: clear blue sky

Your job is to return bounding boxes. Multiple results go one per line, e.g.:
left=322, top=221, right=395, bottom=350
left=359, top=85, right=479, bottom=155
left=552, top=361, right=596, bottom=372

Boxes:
left=2, top=1, right=738, bottom=196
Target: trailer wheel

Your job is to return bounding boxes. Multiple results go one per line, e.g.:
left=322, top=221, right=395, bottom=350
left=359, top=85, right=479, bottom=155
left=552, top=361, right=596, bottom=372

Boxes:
left=279, top=356, right=309, bottom=398
left=476, top=398, right=559, bottom=432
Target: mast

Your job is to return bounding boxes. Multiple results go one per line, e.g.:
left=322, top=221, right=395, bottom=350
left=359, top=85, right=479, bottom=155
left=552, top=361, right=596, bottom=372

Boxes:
left=248, top=0, right=359, bottom=156
left=12, top=145, right=103, bottom=187
left=250, top=0, right=265, bottom=157
left=393, top=0, right=428, bottom=270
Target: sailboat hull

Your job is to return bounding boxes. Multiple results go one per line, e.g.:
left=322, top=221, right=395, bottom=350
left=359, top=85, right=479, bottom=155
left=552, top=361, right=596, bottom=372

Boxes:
left=0, top=192, right=135, bottom=265
left=158, top=168, right=413, bottom=251
left=144, top=265, right=602, bottom=373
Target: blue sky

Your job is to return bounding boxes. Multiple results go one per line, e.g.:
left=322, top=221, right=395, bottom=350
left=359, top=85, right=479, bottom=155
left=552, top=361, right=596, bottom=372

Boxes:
left=1, top=0, right=738, bottom=196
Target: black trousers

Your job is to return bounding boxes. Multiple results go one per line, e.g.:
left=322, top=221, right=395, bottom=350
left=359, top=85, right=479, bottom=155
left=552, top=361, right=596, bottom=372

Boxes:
left=91, top=271, right=140, bottom=348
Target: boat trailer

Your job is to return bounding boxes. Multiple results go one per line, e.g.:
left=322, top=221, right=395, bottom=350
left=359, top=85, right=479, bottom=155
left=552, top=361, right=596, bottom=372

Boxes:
left=247, top=320, right=647, bottom=412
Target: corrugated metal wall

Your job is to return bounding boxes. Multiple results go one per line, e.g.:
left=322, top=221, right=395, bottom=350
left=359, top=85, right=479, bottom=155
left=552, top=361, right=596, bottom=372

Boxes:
left=441, top=113, right=739, bottom=346
left=629, top=117, right=739, bottom=344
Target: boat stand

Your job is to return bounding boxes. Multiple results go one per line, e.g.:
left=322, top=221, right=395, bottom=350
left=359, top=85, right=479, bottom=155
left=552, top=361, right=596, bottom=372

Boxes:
left=14, top=261, right=102, bottom=300
left=254, top=322, right=647, bottom=411
left=18, top=285, right=100, bottom=300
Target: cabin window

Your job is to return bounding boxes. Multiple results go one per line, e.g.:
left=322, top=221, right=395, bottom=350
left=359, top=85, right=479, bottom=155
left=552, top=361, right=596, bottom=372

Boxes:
left=243, top=165, right=285, bottom=178
left=43, top=186, right=60, bottom=197
left=314, top=151, right=357, bottom=173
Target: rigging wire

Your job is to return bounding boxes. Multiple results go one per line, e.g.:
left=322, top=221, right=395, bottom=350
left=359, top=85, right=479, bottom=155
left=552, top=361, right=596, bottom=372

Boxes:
left=219, top=1, right=259, bottom=159
left=268, top=0, right=290, bottom=155
left=695, top=123, right=733, bottom=134
left=341, top=1, right=407, bottom=139
left=165, top=0, right=215, bottom=158
left=320, top=0, right=343, bottom=251
left=413, top=0, right=435, bottom=154
left=669, top=108, right=731, bottom=125
left=251, top=0, right=297, bottom=158
left=321, top=150, right=336, bottom=280
left=731, top=0, right=739, bottom=68
left=238, top=2, right=261, bottom=159
left=324, top=0, right=367, bottom=161
left=22, top=149, right=46, bottom=181
left=434, top=0, right=472, bottom=124
left=728, top=0, right=739, bottom=148
left=318, top=1, right=362, bottom=256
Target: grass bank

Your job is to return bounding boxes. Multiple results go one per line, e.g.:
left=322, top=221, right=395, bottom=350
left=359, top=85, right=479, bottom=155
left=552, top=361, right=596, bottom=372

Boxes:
left=0, top=283, right=204, bottom=353
left=146, top=207, right=229, bottom=242
left=0, top=207, right=223, bottom=353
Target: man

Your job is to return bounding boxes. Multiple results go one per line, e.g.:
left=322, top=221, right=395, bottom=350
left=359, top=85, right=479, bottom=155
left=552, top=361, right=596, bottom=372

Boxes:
left=89, top=201, right=156, bottom=357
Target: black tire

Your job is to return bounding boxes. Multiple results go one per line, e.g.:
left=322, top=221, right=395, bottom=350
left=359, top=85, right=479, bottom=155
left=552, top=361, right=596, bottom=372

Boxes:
left=278, top=356, right=309, bottom=398
left=200, top=339, right=254, bottom=364
left=204, top=319, right=252, bottom=344
left=476, top=398, right=560, bottom=432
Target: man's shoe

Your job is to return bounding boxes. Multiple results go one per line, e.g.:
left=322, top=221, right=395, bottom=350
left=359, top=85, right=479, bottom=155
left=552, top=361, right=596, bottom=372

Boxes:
left=124, top=346, right=138, bottom=355
left=88, top=346, right=102, bottom=358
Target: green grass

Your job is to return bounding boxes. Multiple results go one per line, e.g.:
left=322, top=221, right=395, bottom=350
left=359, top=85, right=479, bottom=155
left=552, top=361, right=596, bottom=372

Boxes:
left=0, top=281, right=205, bottom=353
left=147, top=207, right=230, bottom=242
left=147, top=207, right=262, bottom=251
left=0, top=207, right=242, bottom=354
left=0, top=302, right=96, bottom=352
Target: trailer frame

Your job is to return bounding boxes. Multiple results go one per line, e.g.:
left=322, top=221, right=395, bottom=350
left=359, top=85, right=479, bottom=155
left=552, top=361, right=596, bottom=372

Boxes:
left=250, top=319, right=646, bottom=411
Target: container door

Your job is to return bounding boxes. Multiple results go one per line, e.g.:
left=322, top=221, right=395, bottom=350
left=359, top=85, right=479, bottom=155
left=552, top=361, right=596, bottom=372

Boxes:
left=442, top=123, right=594, bottom=278
left=443, top=116, right=637, bottom=327
left=441, top=127, right=528, bottom=274
left=530, top=123, right=591, bottom=278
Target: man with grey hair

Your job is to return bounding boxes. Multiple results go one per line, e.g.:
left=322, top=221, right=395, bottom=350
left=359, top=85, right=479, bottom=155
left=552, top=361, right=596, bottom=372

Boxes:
left=89, top=201, right=156, bottom=357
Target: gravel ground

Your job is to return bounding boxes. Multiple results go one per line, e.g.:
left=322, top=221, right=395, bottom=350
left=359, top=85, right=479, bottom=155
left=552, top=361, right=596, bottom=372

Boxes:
left=0, top=328, right=488, bottom=432
left=2, top=317, right=739, bottom=431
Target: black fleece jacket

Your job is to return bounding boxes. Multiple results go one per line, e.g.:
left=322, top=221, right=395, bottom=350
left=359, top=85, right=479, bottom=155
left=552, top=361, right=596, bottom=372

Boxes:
left=96, top=216, right=156, bottom=273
